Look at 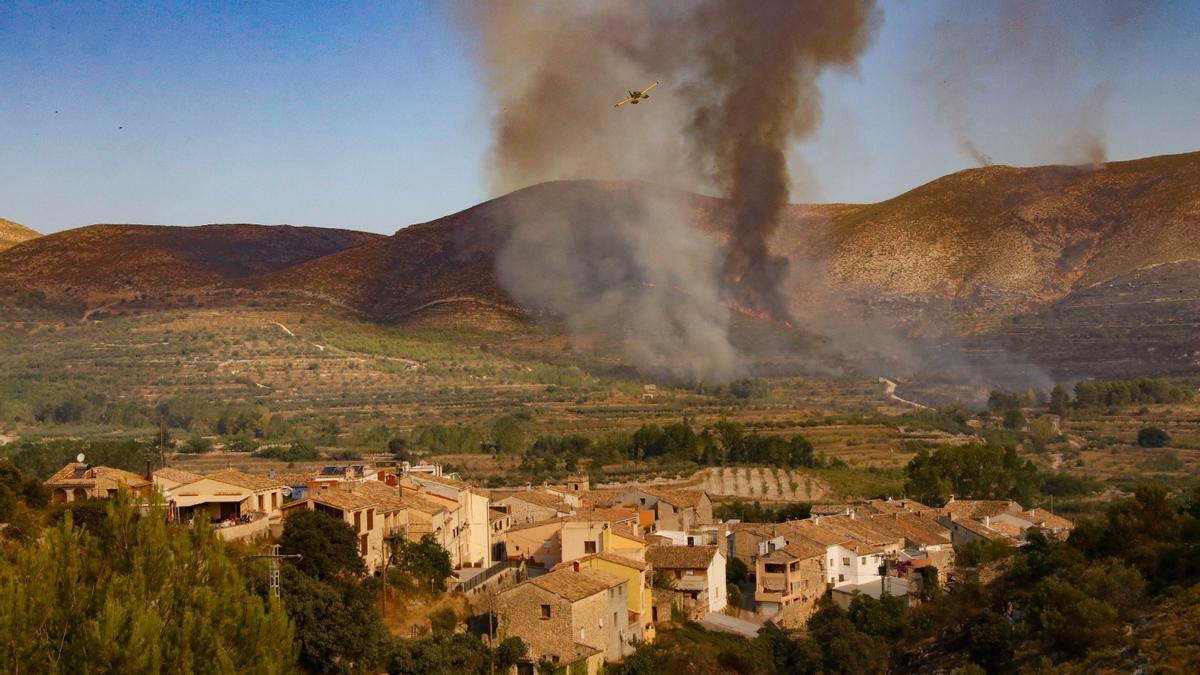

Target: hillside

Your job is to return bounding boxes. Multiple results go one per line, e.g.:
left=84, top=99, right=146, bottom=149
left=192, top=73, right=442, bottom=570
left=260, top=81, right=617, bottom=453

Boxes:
left=1, top=151, right=1197, bottom=378
left=0, top=218, right=39, bottom=253
left=813, top=151, right=1200, bottom=329
left=0, top=223, right=382, bottom=304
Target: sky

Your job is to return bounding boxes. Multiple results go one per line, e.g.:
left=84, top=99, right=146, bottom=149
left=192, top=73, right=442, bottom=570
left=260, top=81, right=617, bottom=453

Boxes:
left=2, top=1, right=1198, bottom=236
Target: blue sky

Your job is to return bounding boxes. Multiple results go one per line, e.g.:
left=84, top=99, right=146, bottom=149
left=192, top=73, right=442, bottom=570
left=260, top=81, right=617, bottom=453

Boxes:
left=2, top=1, right=1198, bottom=235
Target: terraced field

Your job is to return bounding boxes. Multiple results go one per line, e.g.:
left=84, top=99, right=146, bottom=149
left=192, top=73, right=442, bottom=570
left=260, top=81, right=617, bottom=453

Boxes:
left=689, top=466, right=832, bottom=501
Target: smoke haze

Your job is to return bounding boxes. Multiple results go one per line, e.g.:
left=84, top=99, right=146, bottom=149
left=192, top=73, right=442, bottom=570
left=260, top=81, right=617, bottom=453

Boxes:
left=925, top=1, right=1162, bottom=168
left=467, top=0, right=881, bottom=380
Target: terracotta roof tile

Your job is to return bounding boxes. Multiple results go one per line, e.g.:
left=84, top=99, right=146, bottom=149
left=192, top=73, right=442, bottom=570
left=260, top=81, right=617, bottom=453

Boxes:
left=525, top=566, right=626, bottom=602
left=645, top=544, right=718, bottom=570
left=205, top=469, right=286, bottom=491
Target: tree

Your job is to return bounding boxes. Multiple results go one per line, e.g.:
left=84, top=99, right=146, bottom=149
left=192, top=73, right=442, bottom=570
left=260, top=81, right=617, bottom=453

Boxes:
left=281, top=509, right=365, bottom=579
left=388, top=437, right=413, bottom=462
left=966, top=611, right=1014, bottom=672
left=393, top=534, right=453, bottom=592
left=651, top=570, right=676, bottom=590
left=848, top=593, right=908, bottom=639
left=1029, top=577, right=1121, bottom=656
left=1049, top=385, right=1070, bottom=417
left=0, top=490, right=294, bottom=673
left=726, top=556, right=749, bottom=585
left=1137, top=426, right=1171, bottom=448
left=282, top=570, right=390, bottom=674
left=492, top=416, right=527, bottom=454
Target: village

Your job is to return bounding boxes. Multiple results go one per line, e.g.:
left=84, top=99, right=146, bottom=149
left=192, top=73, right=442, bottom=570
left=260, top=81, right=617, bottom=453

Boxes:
left=45, top=456, right=1075, bottom=675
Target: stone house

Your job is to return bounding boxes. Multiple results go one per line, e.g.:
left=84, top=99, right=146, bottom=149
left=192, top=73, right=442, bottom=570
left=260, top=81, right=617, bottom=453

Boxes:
left=405, top=473, right=492, bottom=568
left=496, top=565, right=633, bottom=675
left=553, top=551, right=655, bottom=644
left=645, top=544, right=727, bottom=616
left=493, top=489, right=574, bottom=524
left=614, top=488, right=713, bottom=532
left=754, top=539, right=827, bottom=627
left=46, top=462, right=153, bottom=503
left=157, top=469, right=286, bottom=543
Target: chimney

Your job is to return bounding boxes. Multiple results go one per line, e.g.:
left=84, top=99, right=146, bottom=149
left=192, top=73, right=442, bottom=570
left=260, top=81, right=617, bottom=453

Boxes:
left=572, top=561, right=580, bottom=573
left=983, top=515, right=991, bottom=527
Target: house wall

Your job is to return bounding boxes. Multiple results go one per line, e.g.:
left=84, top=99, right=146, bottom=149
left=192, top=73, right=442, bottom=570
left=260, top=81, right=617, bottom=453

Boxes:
left=707, top=551, right=728, bottom=613
left=464, top=491, right=493, bottom=568
left=561, top=522, right=609, bottom=563
left=507, top=522, right=563, bottom=567
left=756, top=554, right=825, bottom=628
left=569, top=583, right=631, bottom=662
left=497, top=584, right=578, bottom=664
left=497, top=497, right=559, bottom=524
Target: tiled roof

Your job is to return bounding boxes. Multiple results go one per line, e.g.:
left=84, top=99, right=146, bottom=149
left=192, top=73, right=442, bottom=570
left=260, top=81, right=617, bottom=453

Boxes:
left=153, top=467, right=204, bottom=485
left=46, top=464, right=152, bottom=487
left=762, top=539, right=825, bottom=562
left=489, top=508, right=510, bottom=523
left=348, top=481, right=407, bottom=512
left=525, top=566, right=626, bottom=602
left=553, top=551, right=650, bottom=572
left=205, top=469, right=286, bottom=491
left=640, top=486, right=707, bottom=509
left=942, top=500, right=1020, bottom=520
left=1024, top=508, right=1073, bottom=531
left=497, top=490, right=571, bottom=510
left=611, top=522, right=646, bottom=543
left=305, top=489, right=377, bottom=512
left=949, top=517, right=1010, bottom=542
left=507, top=516, right=568, bottom=533
left=645, top=544, right=718, bottom=570
left=810, top=504, right=854, bottom=516
left=408, top=473, right=474, bottom=492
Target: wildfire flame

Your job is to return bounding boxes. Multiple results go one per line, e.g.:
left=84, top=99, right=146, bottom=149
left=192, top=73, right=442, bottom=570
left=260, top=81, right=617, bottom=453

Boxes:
left=639, top=280, right=794, bottom=330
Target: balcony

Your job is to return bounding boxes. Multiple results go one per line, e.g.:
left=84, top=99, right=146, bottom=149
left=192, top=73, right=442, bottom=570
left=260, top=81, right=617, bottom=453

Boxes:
left=213, top=511, right=270, bottom=543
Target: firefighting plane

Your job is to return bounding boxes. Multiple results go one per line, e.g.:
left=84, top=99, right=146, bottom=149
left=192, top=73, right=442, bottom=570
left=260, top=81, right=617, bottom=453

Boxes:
left=614, top=81, right=660, bottom=107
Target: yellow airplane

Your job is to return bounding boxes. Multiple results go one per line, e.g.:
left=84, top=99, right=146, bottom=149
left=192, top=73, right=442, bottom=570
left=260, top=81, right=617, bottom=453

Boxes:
left=614, top=81, right=660, bottom=107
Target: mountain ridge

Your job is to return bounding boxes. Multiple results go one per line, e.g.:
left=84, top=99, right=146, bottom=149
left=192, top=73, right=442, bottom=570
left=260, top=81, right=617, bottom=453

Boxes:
left=1, top=151, right=1197, bottom=377
left=0, top=218, right=40, bottom=253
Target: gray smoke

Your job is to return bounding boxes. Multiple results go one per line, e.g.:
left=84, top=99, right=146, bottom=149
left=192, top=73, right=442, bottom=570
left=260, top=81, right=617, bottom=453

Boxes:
left=925, top=1, right=1162, bottom=167
left=466, top=0, right=881, bottom=381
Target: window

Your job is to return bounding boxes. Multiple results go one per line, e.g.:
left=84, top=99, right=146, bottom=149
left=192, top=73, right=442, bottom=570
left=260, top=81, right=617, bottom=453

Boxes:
left=258, top=495, right=265, bottom=511
left=540, top=604, right=551, bottom=619
left=613, top=612, right=618, bottom=626
left=674, top=570, right=682, bottom=579
left=367, top=509, right=374, bottom=531
left=360, top=534, right=368, bottom=556
left=841, top=557, right=849, bottom=566
left=838, top=573, right=845, bottom=582
left=652, top=607, right=659, bottom=622
left=861, top=557, right=867, bottom=565
left=584, top=540, right=597, bottom=554
left=354, top=511, right=362, bottom=532
left=271, top=493, right=278, bottom=510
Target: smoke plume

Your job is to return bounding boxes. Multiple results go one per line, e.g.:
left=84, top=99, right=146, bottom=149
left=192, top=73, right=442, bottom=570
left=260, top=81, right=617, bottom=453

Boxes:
left=925, top=1, right=1161, bottom=168
left=467, top=0, right=881, bottom=380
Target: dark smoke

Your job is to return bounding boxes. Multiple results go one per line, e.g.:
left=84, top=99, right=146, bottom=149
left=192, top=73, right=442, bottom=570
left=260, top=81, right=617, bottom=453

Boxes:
left=466, top=0, right=881, bottom=379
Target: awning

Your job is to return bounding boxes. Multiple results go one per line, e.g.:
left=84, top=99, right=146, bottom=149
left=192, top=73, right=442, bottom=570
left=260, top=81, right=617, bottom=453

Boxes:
left=172, top=494, right=249, bottom=507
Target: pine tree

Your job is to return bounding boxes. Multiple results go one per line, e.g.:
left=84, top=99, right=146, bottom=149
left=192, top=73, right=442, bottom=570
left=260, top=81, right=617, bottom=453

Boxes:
left=0, top=489, right=295, bottom=674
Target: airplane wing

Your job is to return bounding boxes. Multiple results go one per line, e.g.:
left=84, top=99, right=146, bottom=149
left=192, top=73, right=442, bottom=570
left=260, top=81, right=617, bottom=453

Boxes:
left=614, top=96, right=636, bottom=107
left=641, top=81, right=660, bottom=94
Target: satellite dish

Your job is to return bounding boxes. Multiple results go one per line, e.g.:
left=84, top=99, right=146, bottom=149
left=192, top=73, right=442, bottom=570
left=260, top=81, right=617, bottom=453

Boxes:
left=76, top=453, right=86, bottom=463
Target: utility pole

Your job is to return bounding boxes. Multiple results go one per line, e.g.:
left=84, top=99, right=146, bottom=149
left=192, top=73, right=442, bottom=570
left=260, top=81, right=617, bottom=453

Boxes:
left=254, top=544, right=302, bottom=600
